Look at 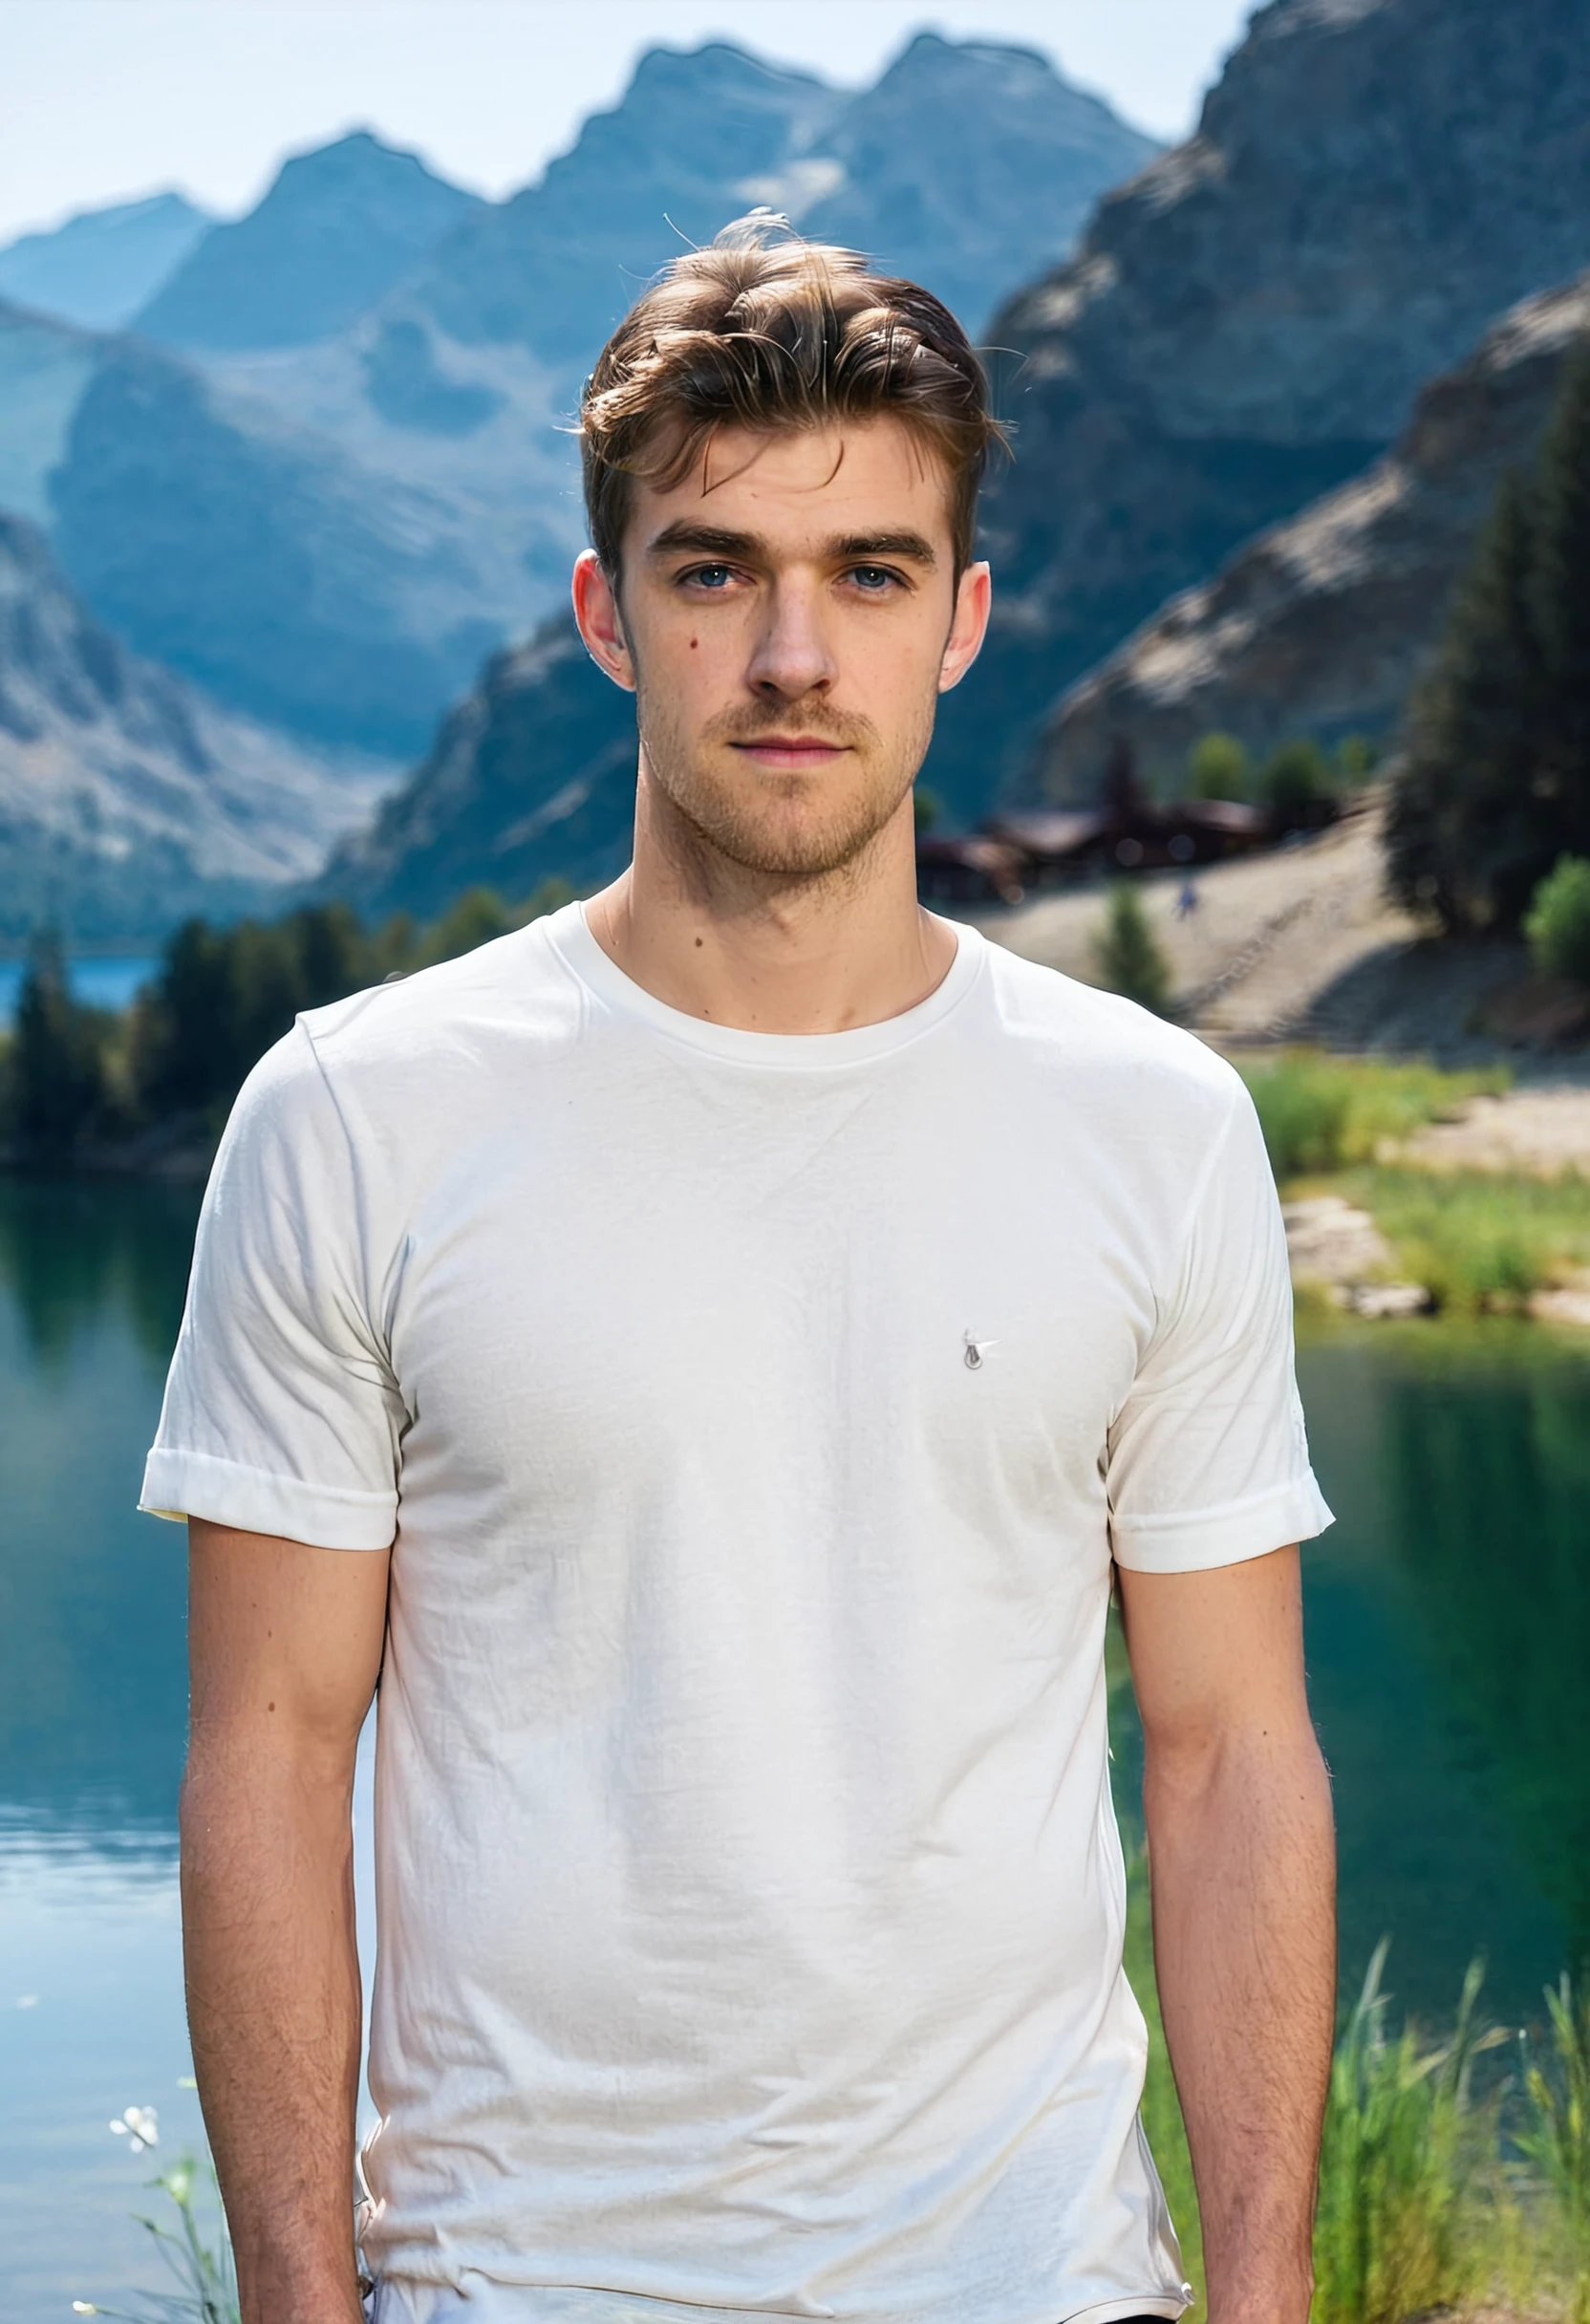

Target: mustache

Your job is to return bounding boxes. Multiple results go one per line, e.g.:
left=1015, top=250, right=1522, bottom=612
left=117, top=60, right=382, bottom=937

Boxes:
left=706, top=700, right=878, bottom=751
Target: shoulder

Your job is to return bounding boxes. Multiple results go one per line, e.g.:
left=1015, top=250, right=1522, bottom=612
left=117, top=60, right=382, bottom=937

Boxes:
left=222, top=910, right=586, bottom=1176
left=300, top=909, right=583, bottom=1076
left=977, top=936, right=1247, bottom=1141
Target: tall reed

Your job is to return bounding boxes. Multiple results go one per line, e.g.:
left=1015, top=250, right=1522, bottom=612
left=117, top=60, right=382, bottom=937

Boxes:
left=1312, top=1945, right=1511, bottom=2324
left=1520, top=1971, right=1590, bottom=2323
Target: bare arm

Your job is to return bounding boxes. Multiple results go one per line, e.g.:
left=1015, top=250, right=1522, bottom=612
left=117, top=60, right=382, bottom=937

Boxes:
left=1117, top=1545, right=1336, bottom=2324
left=183, top=1517, right=391, bottom=2324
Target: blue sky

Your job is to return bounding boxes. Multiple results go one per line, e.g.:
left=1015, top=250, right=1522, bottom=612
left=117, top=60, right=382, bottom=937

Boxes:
left=0, top=0, right=1255, bottom=242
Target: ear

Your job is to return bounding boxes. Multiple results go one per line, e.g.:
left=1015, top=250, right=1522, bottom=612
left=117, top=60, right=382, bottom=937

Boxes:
left=937, top=560, right=992, bottom=695
left=572, top=550, right=636, bottom=694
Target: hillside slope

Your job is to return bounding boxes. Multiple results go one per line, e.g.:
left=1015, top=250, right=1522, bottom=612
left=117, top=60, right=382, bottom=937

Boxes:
left=322, top=616, right=635, bottom=917
left=48, top=338, right=521, bottom=752
left=1025, top=270, right=1590, bottom=797
left=921, top=0, right=1590, bottom=816
left=0, top=515, right=393, bottom=941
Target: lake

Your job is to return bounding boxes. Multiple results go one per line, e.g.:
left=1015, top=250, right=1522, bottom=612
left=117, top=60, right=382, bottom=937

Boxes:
left=2, top=1175, right=1587, bottom=2319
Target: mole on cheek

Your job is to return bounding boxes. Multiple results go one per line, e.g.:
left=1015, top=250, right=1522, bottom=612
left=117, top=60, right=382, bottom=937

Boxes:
left=689, top=637, right=698, bottom=650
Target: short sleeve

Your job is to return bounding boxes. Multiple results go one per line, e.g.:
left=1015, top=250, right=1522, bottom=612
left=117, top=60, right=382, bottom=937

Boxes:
left=140, top=1022, right=404, bottom=1550
left=1107, top=1074, right=1333, bottom=1572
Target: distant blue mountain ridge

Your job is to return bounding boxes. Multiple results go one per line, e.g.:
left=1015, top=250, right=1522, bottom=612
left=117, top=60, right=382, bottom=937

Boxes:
left=132, top=130, right=485, bottom=352
left=0, top=34, right=1158, bottom=775
left=0, top=192, right=212, bottom=332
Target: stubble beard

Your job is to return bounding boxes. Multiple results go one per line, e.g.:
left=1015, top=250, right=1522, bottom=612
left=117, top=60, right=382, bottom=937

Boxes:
left=634, top=684, right=937, bottom=883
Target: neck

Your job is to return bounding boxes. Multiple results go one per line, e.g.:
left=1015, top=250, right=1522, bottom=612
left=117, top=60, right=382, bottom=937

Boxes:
left=584, top=759, right=957, bottom=1035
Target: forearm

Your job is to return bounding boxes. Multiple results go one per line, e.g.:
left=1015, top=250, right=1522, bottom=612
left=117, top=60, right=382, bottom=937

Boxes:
left=1144, top=1721, right=1336, bottom=2324
left=181, top=1735, right=366, bottom=2323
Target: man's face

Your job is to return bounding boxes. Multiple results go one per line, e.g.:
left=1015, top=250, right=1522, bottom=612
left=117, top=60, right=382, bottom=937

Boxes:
left=573, top=418, right=990, bottom=880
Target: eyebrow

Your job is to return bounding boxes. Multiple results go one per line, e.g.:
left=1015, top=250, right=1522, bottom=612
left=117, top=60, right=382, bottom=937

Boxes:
left=643, top=521, right=938, bottom=570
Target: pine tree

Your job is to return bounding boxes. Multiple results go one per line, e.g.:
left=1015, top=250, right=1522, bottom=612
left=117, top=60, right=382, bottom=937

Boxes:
left=1530, top=335, right=1590, bottom=858
left=1389, top=334, right=1590, bottom=931
left=1388, top=470, right=1548, bottom=929
left=1093, top=882, right=1172, bottom=1015
left=13, top=931, right=109, bottom=1150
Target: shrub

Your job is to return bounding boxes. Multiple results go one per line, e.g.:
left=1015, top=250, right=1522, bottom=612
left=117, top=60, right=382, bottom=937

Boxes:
left=1258, top=738, right=1338, bottom=829
left=1335, top=734, right=1379, bottom=784
left=1092, top=882, right=1172, bottom=1014
left=1525, top=854, right=1590, bottom=987
left=1238, top=1052, right=1508, bottom=1183
left=1187, top=732, right=1250, bottom=802
left=1348, top=1165, right=1590, bottom=1316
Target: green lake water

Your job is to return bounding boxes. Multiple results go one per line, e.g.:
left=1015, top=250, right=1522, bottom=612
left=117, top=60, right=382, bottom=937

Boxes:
left=1, top=1176, right=1587, bottom=2318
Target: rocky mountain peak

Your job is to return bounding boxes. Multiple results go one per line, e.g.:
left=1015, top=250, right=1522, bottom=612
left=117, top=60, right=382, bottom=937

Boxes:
left=799, top=34, right=1159, bottom=334
left=0, top=192, right=213, bottom=333
left=134, top=129, right=483, bottom=352
left=920, top=0, right=1590, bottom=813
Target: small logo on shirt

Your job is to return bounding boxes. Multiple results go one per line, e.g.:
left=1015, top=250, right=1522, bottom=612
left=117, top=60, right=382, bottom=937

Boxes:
left=963, top=1330, right=996, bottom=1370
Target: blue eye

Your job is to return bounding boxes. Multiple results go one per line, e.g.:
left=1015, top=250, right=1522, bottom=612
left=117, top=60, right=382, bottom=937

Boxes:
left=686, top=564, right=733, bottom=590
left=849, top=566, right=898, bottom=592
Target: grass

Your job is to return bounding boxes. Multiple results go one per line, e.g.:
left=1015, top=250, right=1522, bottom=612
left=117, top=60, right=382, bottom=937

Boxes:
left=88, top=1953, right=1590, bottom=2324
left=1236, top=1048, right=1590, bottom=1317
left=75, top=2157, right=238, bottom=2323
left=1238, top=1051, right=1512, bottom=1182
left=1519, top=1975, right=1590, bottom=2323
left=1312, top=1947, right=1516, bottom=2324
left=1340, top=1165, right=1590, bottom=1314
left=1124, top=1845, right=1590, bottom=2320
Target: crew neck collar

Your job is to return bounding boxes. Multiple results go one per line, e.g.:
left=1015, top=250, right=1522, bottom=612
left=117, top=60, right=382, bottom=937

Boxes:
left=545, top=900, right=985, bottom=1069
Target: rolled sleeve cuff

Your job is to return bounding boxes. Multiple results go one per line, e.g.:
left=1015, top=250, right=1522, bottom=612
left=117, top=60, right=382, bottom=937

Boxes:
left=1109, top=1469, right=1334, bottom=1574
left=139, top=1447, right=397, bottom=1551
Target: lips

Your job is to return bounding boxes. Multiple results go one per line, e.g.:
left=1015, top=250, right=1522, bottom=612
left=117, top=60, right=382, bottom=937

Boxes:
left=729, top=738, right=849, bottom=766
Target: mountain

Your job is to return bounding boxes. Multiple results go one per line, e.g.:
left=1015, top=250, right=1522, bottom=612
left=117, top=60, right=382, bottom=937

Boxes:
left=918, top=0, right=1590, bottom=819
left=407, top=44, right=838, bottom=367
left=0, top=301, right=98, bottom=526
left=0, top=193, right=213, bottom=332
left=1023, top=273, right=1590, bottom=800
left=0, top=514, right=395, bottom=941
left=323, top=616, right=635, bottom=917
left=796, top=35, right=1158, bottom=335
left=49, top=335, right=518, bottom=752
left=404, top=37, right=1156, bottom=364
left=134, top=131, right=483, bottom=352
left=18, top=39, right=1152, bottom=770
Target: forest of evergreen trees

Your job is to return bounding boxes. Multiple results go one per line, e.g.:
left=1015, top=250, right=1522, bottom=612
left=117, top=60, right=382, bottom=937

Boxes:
left=0, top=883, right=570, bottom=1157
left=1388, top=335, right=1590, bottom=942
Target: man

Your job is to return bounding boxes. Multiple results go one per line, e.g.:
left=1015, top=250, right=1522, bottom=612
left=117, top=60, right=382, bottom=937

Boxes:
left=145, top=221, right=1336, bottom=2324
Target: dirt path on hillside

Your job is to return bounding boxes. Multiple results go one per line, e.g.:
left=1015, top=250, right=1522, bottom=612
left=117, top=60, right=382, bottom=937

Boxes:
left=978, top=790, right=1588, bottom=1072
left=976, top=790, right=1590, bottom=1175
left=1393, top=1086, right=1590, bottom=1174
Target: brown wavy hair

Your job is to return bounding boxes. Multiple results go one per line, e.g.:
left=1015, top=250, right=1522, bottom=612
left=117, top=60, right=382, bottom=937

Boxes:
left=579, top=214, right=1002, bottom=581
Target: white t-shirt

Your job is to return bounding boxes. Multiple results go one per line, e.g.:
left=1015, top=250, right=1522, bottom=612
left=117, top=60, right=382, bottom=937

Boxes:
left=143, top=905, right=1331, bottom=2324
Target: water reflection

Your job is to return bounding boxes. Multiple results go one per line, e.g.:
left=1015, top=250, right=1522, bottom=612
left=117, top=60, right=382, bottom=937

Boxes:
left=1375, top=1331, right=1590, bottom=1966
left=1297, top=1324, right=1590, bottom=2023
left=2, top=1184, right=1587, bottom=1991
left=0, top=1175, right=200, bottom=1847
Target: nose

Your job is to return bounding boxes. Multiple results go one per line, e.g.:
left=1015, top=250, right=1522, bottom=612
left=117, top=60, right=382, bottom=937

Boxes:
left=744, top=575, right=837, bottom=703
